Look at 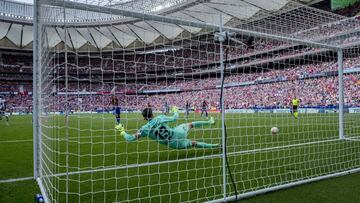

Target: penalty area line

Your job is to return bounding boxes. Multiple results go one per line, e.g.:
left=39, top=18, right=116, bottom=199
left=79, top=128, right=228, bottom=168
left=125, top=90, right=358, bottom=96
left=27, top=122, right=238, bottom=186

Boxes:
left=0, top=176, right=33, bottom=183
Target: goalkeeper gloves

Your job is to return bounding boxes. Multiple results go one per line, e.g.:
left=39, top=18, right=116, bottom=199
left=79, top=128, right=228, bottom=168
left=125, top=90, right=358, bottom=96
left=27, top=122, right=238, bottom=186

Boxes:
left=115, top=123, right=126, bottom=136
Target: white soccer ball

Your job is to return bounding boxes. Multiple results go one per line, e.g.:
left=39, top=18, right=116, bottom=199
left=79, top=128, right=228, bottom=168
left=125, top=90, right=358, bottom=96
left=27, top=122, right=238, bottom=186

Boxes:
left=271, top=127, right=279, bottom=135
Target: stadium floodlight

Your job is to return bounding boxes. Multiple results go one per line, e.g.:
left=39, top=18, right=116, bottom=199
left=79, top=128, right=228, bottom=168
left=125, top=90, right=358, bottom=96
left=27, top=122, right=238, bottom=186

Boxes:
left=33, top=0, right=360, bottom=202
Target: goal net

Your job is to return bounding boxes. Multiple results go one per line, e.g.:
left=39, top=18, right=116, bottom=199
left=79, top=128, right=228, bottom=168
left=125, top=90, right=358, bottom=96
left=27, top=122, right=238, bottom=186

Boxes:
left=34, top=0, right=360, bottom=202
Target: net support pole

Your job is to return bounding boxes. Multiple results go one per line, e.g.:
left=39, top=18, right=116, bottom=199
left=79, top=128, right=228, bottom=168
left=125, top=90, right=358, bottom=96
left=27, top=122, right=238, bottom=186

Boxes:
left=337, top=49, right=345, bottom=140
left=32, top=0, right=40, bottom=180
left=218, top=14, right=227, bottom=202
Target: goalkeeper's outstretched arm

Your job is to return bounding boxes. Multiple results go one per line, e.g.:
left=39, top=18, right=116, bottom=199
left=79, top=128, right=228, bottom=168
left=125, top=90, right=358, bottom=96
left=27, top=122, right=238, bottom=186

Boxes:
left=116, top=124, right=141, bottom=142
left=123, top=131, right=141, bottom=142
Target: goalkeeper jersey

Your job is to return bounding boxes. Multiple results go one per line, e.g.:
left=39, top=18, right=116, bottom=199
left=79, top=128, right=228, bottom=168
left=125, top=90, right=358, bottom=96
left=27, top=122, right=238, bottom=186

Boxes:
left=125, top=112, right=179, bottom=145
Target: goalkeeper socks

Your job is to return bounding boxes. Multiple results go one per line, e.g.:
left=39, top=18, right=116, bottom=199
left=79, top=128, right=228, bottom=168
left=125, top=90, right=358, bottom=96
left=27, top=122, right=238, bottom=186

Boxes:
left=192, top=120, right=211, bottom=128
left=195, top=142, right=219, bottom=148
left=294, top=112, right=298, bottom=119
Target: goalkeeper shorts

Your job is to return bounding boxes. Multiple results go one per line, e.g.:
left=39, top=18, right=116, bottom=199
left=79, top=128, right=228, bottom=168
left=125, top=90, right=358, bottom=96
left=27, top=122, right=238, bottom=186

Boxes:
left=167, top=124, right=192, bottom=149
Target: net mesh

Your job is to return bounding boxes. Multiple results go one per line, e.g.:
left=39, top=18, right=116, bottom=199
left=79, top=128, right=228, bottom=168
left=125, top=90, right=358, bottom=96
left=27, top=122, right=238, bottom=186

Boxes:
left=36, top=0, right=360, bottom=202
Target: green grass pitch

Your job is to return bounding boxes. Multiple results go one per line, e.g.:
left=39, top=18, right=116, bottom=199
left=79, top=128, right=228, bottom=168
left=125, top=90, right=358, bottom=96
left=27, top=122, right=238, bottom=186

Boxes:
left=0, top=113, right=360, bottom=202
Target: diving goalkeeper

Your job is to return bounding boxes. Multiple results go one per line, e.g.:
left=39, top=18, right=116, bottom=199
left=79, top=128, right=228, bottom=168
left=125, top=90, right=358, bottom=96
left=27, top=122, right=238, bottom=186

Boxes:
left=116, top=107, right=219, bottom=149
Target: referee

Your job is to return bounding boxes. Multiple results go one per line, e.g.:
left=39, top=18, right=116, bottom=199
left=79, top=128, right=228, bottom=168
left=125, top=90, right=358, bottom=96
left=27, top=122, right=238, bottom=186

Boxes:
left=292, top=97, right=300, bottom=119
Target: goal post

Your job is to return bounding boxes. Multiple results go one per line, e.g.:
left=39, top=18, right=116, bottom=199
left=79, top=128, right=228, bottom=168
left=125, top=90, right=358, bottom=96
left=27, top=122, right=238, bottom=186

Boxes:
left=338, top=49, right=345, bottom=140
left=33, top=1, right=360, bottom=202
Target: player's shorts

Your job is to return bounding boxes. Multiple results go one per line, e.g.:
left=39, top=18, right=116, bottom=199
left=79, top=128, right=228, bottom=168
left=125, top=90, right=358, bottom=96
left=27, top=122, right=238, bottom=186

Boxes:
left=113, top=107, right=121, bottom=115
left=292, top=105, right=298, bottom=111
left=168, top=124, right=192, bottom=149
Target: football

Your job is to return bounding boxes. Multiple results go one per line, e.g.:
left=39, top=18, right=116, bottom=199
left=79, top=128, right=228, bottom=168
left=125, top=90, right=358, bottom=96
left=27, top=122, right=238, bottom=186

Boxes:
left=271, top=127, right=279, bottom=135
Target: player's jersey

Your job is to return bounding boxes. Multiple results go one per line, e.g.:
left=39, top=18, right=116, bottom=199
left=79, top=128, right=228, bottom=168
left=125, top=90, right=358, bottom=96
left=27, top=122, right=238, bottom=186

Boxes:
left=124, top=112, right=179, bottom=145
left=202, top=101, right=207, bottom=110
left=137, top=112, right=179, bottom=145
left=292, top=98, right=300, bottom=106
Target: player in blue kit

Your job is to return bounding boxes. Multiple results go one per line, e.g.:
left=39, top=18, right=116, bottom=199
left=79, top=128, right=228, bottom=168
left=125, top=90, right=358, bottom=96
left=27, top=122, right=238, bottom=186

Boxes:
left=111, top=95, right=121, bottom=125
left=116, top=107, right=219, bottom=149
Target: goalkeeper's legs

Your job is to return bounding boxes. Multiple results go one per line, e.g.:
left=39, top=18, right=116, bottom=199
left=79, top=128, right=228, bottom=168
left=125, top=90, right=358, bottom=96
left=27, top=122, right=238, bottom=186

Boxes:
left=169, top=117, right=218, bottom=149
left=172, top=117, right=215, bottom=135
left=191, top=140, right=219, bottom=148
left=190, top=117, right=214, bottom=128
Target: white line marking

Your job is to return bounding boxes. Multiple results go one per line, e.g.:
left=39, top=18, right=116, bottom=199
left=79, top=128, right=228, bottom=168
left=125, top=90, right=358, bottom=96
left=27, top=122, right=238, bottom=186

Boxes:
left=0, top=139, right=32, bottom=144
left=0, top=176, right=33, bottom=183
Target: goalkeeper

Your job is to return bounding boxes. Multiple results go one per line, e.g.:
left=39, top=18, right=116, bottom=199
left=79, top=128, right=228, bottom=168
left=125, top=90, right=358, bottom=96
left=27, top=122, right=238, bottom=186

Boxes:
left=116, top=107, right=219, bottom=149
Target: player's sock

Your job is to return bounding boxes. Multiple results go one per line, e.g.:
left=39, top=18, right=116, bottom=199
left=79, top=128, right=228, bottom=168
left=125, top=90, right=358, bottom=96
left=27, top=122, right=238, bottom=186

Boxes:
left=294, top=112, right=298, bottom=119
left=195, top=142, right=219, bottom=148
left=116, top=115, right=120, bottom=124
left=191, top=117, right=215, bottom=127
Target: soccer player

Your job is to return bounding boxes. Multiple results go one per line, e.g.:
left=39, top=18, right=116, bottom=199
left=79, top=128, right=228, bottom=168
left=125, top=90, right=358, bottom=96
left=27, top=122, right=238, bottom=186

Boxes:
left=185, top=101, right=190, bottom=119
left=291, top=96, right=300, bottom=119
left=116, top=107, right=219, bottom=149
left=163, top=101, right=169, bottom=115
left=0, top=97, right=9, bottom=125
left=201, top=100, right=208, bottom=118
left=111, top=95, right=121, bottom=125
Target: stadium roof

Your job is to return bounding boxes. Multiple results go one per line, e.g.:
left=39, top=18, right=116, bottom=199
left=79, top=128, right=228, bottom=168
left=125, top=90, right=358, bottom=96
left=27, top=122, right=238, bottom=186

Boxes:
left=0, top=0, right=346, bottom=51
